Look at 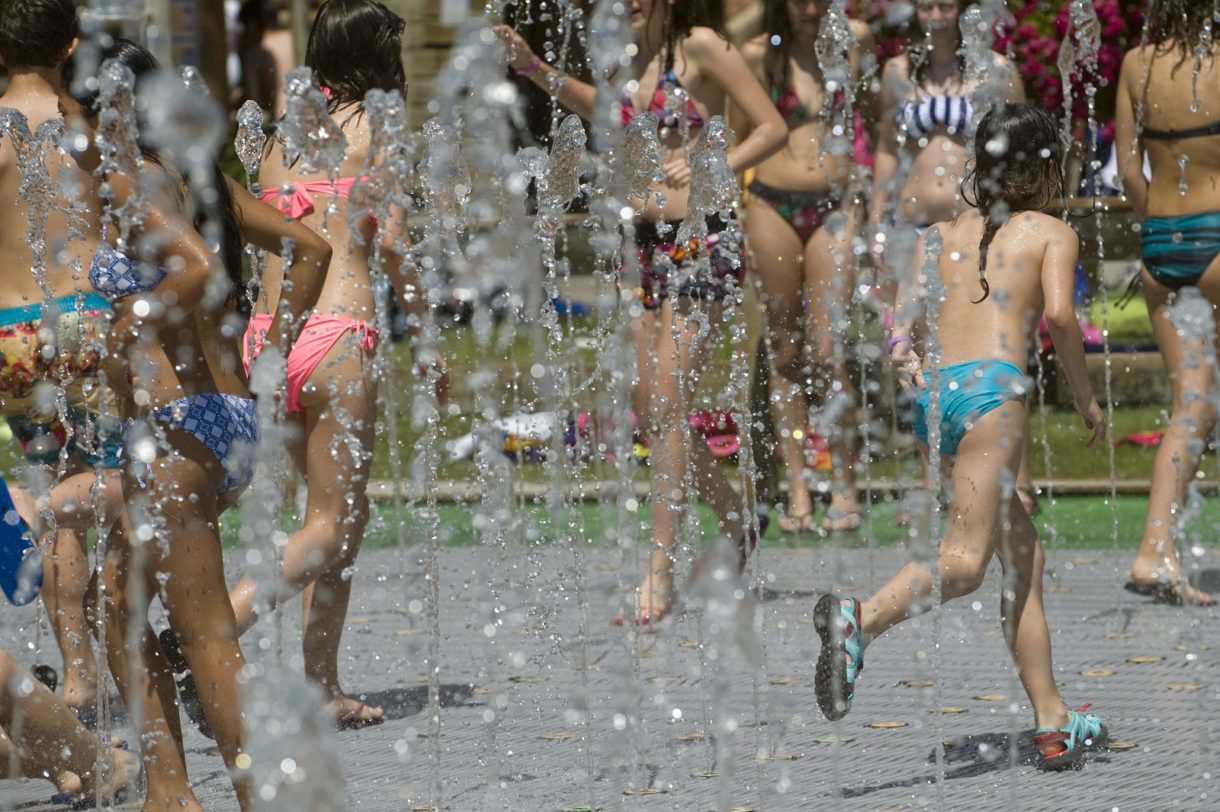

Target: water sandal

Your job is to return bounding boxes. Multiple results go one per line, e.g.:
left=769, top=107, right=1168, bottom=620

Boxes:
left=814, top=594, right=865, bottom=721
left=1034, top=704, right=1108, bottom=770
left=1124, top=578, right=1215, bottom=607
left=0, top=476, right=42, bottom=605
left=158, top=628, right=215, bottom=740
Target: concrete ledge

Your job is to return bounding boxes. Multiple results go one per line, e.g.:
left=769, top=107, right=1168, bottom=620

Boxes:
left=366, top=477, right=1207, bottom=502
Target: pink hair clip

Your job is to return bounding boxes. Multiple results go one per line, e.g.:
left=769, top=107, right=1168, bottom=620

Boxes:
left=319, top=84, right=334, bottom=101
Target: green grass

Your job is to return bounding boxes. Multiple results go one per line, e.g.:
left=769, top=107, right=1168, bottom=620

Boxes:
left=218, top=494, right=1220, bottom=551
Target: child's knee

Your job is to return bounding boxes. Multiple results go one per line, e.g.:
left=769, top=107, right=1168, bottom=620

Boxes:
left=941, top=554, right=989, bottom=597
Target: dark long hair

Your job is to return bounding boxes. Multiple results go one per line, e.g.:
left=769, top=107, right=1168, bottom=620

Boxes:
left=62, top=38, right=244, bottom=304
left=1145, top=0, right=1217, bottom=66
left=762, top=0, right=795, bottom=91
left=906, top=0, right=975, bottom=88
left=305, top=0, right=406, bottom=113
left=960, top=103, right=1064, bottom=303
left=657, top=0, right=727, bottom=72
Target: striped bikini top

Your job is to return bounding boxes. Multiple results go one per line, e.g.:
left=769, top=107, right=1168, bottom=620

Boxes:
left=899, top=94, right=974, bottom=137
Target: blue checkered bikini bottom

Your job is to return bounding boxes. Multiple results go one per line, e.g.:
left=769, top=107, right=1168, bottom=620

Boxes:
left=129, top=393, right=259, bottom=494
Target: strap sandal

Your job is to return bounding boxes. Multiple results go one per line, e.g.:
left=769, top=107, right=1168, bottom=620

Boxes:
left=813, top=594, right=865, bottom=721
left=1034, top=703, right=1108, bottom=770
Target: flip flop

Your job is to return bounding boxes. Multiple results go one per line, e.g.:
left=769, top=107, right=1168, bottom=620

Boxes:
left=1124, top=579, right=1215, bottom=607
left=0, top=476, right=42, bottom=606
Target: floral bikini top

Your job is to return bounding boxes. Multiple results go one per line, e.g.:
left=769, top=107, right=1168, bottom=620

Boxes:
left=620, top=68, right=706, bottom=133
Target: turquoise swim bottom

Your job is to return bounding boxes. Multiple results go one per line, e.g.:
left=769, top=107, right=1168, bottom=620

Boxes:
left=913, top=358, right=1029, bottom=455
left=1141, top=210, right=1220, bottom=289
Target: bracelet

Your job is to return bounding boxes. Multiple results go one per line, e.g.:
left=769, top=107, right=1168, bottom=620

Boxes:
left=886, top=335, right=912, bottom=352
left=515, top=55, right=543, bottom=77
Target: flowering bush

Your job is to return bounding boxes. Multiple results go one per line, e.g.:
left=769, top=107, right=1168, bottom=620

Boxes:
left=849, top=0, right=1145, bottom=135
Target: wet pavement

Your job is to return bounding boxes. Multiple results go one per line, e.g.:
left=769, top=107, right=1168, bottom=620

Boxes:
left=1, top=543, right=1215, bottom=811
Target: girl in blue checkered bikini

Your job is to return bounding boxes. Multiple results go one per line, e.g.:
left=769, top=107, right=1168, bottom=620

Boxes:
left=51, top=39, right=325, bottom=811
left=813, top=104, right=1111, bottom=770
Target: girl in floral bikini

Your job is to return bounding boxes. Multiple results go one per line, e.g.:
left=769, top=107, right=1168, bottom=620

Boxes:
left=741, top=0, right=874, bottom=534
left=498, top=0, right=786, bottom=625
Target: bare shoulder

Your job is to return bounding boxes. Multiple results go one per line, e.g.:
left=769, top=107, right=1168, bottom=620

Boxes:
left=1017, top=211, right=1077, bottom=246
left=848, top=19, right=874, bottom=52
left=740, top=35, right=767, bottom=70
left=685, top=26, right=734, bottom=58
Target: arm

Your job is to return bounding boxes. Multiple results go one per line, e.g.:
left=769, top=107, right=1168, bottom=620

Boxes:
left=1041, top=222, right=1105, bottom=446
left=378, top=199, right=451, bottom=403
left=494, top=25, right=598, bottom=122
left=226, top=176, right=332, bottom=348
left=688, top=30, right=786, bottom=174
left=889, top=231, right=928, bottom=390
left=1114, top=49, right=1148, bottom=220
left=869, top=60, right=902, bottom=228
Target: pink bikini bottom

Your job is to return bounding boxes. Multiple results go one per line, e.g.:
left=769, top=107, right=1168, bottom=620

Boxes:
left=242, top=313, right=379, bottom=413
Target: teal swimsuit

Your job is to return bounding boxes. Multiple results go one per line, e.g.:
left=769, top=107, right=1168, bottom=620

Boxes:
left=913, top=359, right=1029, bottom=455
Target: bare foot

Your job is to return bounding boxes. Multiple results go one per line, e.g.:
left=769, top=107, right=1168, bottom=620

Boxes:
left=821, top=498, right=862, bottom=533
left=613, top=553, right=674, bottom=626
left=328, top=695, right=384, bottom=730
left=1128, top=558, right=1215, bottom=606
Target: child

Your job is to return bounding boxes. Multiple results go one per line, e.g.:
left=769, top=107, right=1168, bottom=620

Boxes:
left=497, top=0, right=787, bottom=625
left=814, top=103, right=1109, bottom=770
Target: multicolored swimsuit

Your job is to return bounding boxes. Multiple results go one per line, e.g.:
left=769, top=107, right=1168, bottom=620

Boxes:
left=0, top=292, right=121, bottom=468
left=633, top=215, right=745, bottom=310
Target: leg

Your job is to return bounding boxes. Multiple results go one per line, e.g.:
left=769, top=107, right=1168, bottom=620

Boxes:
left=0, top=649, right=138, bottom=797
left=997, top=500, right=1069, bottom=730
left=625, top=298, right=733, bottom=623
left=805, top=207, right=863, bottom=530
left=1130, top=270, right=1217, bottom=604
left=746, top=197, right=815, bottom=530
left=40, top=528, right=97, bottom=712
left=99, top=515, right=200, bottom=811
left=860, top=400, right=1027, bottom=639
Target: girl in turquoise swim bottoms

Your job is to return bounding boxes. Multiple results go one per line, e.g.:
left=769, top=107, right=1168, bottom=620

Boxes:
left=813, top=103, right=1111, bottom=771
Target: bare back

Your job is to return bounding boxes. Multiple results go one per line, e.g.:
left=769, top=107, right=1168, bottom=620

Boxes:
left=925, top=209, right=1073, bottom=368
left=1122, top=43, right=1220, bottom=216
left=0, top=87, right=101, bottom=307
left=258, top=105, right=378, bottom=321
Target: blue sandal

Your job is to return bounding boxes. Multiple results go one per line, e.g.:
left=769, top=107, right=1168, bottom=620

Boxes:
left=1034, top=704, right=1108, bottom=770
left=814, top=593, right=865, bottom=721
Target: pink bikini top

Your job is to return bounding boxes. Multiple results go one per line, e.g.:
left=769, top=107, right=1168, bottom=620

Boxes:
left=260, top=176, right=373, bottom=222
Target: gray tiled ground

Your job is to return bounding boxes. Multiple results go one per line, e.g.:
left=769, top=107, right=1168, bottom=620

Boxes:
left=1, top=543, right=1216, bottom=811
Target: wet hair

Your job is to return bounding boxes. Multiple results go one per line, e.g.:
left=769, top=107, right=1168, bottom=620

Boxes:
left=1144, top=0, right=1217, bottom=66
left=61, top=38, right=245, bottom=304
left=239, top=0, right=275, bottom=30
left=761, top=0, right=802, bottom=92
left=905, top=0, right=976, bottom=89
left=305, top=0, right=406, bottom=112
left=0, top=0, right=79, bottom=70
left=960, top=103, right=1065, bottom=303
left=657, top=0, right=728, bottom=73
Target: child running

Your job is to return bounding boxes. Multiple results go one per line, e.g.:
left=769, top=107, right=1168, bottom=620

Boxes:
left=813, top=103, right=1109, bottom=770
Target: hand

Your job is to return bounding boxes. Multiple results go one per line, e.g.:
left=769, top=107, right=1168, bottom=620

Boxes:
left=890, top=344, right=925, bottom=391
left=492, top=25, right=537, bottom=71
left=1076, top=397, right=1106, bottom=448
left=415, top=350, right=451, bottom=406
left=661, top=152, right=691, bottom=188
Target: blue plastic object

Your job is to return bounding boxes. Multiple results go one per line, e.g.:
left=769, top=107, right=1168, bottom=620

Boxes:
left=0, top=477, right=42, bottom=605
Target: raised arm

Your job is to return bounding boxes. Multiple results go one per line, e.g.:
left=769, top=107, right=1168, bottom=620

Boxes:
left=226, top=176, right=331, bottom=348
left=889, top=230, right=929, bottom=390
left=1114, top=49, right=1147, bottom=220
left=1041, top=220, right=1104, bottom=446
left=494, top=25, right=597, bottom=122
left=378, top=197, right=450, bottom=403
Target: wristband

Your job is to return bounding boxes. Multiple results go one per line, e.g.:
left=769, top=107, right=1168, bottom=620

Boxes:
left=515, top=56, right=543, bottom=77
left=886, top=335, right=912, bottom=352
